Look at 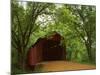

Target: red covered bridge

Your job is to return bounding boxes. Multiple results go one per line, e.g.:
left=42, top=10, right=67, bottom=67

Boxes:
left=26, top=32, right=66, bottom=69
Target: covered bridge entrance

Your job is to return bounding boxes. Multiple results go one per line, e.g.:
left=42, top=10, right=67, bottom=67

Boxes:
left=27, top=32, right=66, bottom=68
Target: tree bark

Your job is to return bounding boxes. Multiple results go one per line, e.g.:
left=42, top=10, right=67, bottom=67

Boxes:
left=85, top=41, right=92, bottom=61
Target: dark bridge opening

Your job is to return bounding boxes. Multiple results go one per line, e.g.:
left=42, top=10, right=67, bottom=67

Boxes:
left=42, top=40, right=66, bottom=61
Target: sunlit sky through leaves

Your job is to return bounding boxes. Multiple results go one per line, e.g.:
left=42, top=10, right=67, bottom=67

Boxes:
left=18, top=2, right=63, bottom=27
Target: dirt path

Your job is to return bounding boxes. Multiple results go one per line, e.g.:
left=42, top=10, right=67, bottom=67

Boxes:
left=35, top=61, right=96, bottom=72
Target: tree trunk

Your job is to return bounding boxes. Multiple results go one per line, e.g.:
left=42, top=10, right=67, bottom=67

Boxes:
left=85, top=42, right=93, bottom=62
left=17, top=47, right=27, bottom=72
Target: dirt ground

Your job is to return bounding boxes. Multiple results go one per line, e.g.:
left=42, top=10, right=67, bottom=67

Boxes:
left=35, top=61, right=96, bottom=72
